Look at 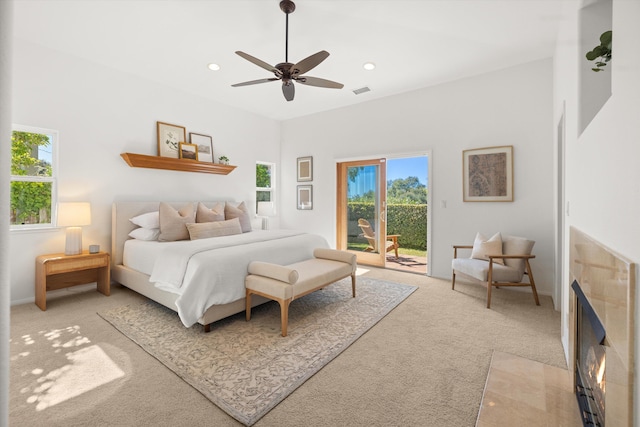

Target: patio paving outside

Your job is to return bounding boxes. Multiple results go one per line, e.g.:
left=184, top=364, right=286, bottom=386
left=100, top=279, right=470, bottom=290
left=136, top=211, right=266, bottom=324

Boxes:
left=385, top=253, right=427, bottom=274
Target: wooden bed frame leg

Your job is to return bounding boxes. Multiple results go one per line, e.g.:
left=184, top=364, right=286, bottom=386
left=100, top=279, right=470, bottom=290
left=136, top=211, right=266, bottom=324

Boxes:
left=203, top=324, right=211, bottom=333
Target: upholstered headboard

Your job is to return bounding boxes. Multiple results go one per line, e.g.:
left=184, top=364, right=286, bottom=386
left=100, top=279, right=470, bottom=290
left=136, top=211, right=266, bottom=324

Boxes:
left=111, top=201, right=236, bottom=266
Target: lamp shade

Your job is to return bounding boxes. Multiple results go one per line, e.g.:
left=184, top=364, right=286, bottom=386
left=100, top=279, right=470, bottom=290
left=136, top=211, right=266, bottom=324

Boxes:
left=57, top=202, right=91, bottom=227
left=257, top=201, right=275, bottom=217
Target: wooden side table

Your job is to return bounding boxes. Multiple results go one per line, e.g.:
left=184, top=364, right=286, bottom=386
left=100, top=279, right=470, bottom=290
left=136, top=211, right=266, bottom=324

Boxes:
left=35, top=251, right=110, bottom=310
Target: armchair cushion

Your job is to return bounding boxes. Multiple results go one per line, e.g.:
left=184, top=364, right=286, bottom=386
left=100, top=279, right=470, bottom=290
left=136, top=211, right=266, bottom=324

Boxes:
left=452, top=258, right=523, bottom=283
left=470, top=232, right=504, bottom=265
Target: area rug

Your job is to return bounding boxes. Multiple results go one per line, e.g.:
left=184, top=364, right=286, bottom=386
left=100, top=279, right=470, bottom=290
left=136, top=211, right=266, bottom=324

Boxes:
left=98, top=277, right=417, bottom=426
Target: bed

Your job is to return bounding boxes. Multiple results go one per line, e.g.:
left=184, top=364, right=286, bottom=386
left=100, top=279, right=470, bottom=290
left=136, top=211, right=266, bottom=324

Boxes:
left=111, top=201, right=329, bottom=331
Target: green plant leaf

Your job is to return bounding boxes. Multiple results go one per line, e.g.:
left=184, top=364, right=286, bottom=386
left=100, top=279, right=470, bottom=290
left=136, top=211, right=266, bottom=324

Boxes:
left=600, top=30, right=612, bottom=46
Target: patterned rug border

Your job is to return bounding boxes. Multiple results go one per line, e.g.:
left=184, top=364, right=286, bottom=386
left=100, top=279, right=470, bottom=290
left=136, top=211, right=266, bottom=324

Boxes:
left=99, top=278, right=417, bottom=426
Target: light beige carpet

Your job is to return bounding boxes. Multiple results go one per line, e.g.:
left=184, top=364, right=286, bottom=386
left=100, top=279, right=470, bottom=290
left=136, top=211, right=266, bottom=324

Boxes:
left=10, top=268, right=567, bottom=426
left=98, top=277, right=417, bottom=426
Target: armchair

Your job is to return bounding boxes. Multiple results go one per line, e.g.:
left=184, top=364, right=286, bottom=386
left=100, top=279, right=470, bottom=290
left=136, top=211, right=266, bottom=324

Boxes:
left=451, top=233, right=540, bottom=308
left=357, top=218, right=400, bottom=258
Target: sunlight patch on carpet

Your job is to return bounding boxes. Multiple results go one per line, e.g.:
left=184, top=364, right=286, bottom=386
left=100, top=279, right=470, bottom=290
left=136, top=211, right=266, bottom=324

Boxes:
left=11, top=326, right=125, bottom=411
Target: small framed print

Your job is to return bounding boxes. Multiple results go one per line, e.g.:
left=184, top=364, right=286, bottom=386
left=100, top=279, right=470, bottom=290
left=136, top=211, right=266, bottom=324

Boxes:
left=179, top=142, right=198, bottom=160
left=463, top=145, right=513, bottom=202
left=297, top=156, right=313, bottom=182
left=297, top=185, right=313, bottom=210
left=157, top=121, right=186, bottom=158
left=189, top=132, right=213, bottom=163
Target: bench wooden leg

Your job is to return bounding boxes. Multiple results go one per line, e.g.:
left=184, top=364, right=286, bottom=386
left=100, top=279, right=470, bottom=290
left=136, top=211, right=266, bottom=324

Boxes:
left=246, top=289, right=252, bottom=321
left=351, top=273, right=356, bottom=297
left=279, top=298, right=292, bottom=337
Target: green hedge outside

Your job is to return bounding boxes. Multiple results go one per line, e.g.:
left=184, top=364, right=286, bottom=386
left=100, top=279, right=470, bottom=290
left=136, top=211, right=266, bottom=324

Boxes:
left=347, top=202, right=427, bottom=250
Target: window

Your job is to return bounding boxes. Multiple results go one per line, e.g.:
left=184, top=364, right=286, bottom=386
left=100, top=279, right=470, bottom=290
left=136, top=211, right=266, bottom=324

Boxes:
left=256, top=161, right=275, bottom=213
left=10, top=125, right=57, bottom=229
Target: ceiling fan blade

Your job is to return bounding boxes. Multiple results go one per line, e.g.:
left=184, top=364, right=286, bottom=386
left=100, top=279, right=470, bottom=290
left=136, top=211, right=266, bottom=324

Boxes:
left=296, top=76, right=344, bottom=89
left=235, top=51, right=281, bottom=75
left=231, top=78, right=279, bottom=87
left=291, top=50, right=330, bottom=76
left=282, top=81, right=295, bottom=101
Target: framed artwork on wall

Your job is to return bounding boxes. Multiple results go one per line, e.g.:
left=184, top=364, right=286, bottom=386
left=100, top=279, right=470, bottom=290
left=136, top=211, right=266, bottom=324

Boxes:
left=462, top=145, right=513, bottom=202
left=157, top=121, right=186, bottom=158
left=297, top=185, right=313, bottom=210
left=297, top=156, right=313, bottom=182
left=179, top=142, right=198, bottom=160
left=189, top=132, right=213, bottom=163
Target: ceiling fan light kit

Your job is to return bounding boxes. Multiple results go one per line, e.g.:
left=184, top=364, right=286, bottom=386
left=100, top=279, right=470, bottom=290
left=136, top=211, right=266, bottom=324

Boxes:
left=232, top=0, right=344, bottom=101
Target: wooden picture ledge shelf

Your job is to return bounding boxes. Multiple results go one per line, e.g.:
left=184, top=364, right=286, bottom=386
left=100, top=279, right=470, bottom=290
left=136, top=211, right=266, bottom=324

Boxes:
left=121, top=152, right=236, bottom=175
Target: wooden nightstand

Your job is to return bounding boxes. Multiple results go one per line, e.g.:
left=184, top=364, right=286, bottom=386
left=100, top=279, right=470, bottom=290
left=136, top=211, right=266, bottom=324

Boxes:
left=35, top=251, right=110, bottom=310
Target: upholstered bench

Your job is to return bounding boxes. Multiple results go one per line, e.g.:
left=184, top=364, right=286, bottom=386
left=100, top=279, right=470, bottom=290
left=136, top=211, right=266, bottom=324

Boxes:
left=245, top=248, right=357, bottom=336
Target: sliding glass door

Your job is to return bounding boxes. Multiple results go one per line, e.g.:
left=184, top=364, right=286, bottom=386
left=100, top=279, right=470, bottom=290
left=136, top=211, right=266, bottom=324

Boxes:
left=336, top=159, right=387, bottom=267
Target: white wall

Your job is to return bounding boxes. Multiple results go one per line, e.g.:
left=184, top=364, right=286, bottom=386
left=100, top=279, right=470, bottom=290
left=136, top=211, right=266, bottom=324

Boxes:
left=556, top=1, right=640, bottom=424
left=1, top=1, right=13, bottom=423
left=10, top=40, right=281, bottom=304
left=280, top=59, right=556, bottom=296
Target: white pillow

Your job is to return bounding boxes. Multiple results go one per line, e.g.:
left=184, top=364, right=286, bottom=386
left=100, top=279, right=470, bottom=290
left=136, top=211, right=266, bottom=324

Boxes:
left=470, top=232, right=504, bottom=265
left=130, top=211, right=160, bottom=229
left=186, top=218, right=242, bottom=240
left=128, top=227, right=160, bottom=241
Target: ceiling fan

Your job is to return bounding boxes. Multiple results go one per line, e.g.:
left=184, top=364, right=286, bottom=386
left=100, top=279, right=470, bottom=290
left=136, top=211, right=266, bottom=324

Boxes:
left=232, top=0, right=344, bottom=102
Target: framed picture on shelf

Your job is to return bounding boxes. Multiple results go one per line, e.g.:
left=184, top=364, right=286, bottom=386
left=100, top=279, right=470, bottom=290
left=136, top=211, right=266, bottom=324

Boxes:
left=297, top=185, right=313, bottom=210
left=189, top=132, right=213, bottom=163
left=157, top=121, right=186, bottom=158
left=179, top=142, right=198, bottom=160
left=297, top=156, right=313, bottom=182
left=462, top=145, right=513, bottom=202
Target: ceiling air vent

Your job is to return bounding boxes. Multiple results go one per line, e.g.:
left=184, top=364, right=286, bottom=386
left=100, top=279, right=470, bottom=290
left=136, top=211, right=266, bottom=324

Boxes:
left=352, top=86, right=371, bottom=95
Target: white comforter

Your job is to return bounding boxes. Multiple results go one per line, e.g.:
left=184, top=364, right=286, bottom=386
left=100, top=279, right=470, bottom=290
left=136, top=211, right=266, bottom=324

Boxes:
left=148, top=229, right=329, bottom=327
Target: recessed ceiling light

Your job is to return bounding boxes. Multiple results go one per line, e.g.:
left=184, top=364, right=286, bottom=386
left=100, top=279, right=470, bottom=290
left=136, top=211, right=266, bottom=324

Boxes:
left=363, top=62, right=376, bottom=71
left=207, top=63, right=221, bottom=71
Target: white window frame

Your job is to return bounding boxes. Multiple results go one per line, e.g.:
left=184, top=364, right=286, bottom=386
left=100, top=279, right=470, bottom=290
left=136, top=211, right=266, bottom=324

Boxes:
left=10, top=124, right=58, bottom=231
left=256, top=161, right=276, bottom=214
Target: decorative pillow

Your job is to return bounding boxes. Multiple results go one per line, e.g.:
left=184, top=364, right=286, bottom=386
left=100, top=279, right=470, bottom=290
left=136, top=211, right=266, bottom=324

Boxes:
left=470, top=232, right=504, bottom=265
left=186, top=218, right=242, bottom=240
left=502, top=236, right=535, bottom=272
left=129, top=211, right=160, bottom=229
left=196, top=202, right=225, bottom=223
left=224, top=201, right=251, bottom=233
left=158, top=202, right=196, bottom=242
left=128, top=227, right=160, bottom=241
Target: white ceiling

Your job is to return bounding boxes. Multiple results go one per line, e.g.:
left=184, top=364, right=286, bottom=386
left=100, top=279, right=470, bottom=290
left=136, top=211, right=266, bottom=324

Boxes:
left=14, top=0, right=574, bottom=121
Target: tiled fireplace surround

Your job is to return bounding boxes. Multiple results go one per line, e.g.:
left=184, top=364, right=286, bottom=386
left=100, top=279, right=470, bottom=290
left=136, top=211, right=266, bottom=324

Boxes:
left=569, top=227, right=636, bottom=426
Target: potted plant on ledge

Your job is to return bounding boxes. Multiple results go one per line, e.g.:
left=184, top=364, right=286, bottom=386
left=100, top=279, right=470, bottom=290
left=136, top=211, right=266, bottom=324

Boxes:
left=586, top=30, right=612, bottom=72
left=218, top=155, right=230, bottom=165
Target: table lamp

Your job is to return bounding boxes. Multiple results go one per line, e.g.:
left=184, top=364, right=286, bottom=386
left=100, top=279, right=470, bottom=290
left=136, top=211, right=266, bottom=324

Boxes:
left=57, top=202, right=91, bottom=255
left=257, top=201, right=275, bottom=230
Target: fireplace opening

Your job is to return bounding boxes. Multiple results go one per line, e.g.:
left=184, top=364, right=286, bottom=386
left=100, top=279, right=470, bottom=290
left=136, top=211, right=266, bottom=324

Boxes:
left=572, top=280, right=606, bottom=426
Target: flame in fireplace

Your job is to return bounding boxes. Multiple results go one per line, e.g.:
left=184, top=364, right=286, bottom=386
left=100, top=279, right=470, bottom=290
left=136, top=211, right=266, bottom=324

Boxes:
left=597, top=355, right=606, bottom=384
